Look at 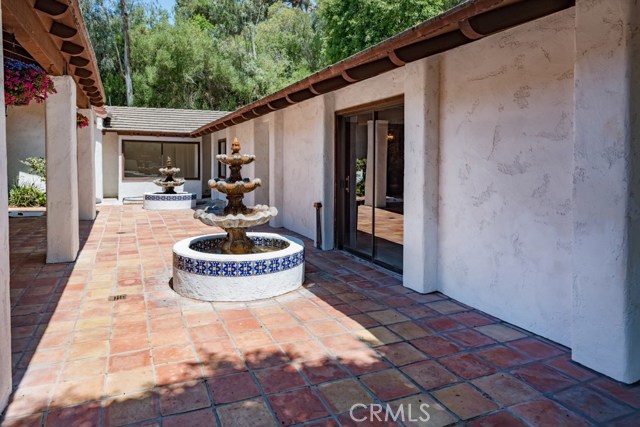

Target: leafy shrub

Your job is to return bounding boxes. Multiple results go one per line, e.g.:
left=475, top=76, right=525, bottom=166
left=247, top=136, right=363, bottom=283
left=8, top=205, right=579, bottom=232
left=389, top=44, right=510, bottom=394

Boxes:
left=8, top=183, right=46, bottom=207
left=20, top=157, right=46, bottom=180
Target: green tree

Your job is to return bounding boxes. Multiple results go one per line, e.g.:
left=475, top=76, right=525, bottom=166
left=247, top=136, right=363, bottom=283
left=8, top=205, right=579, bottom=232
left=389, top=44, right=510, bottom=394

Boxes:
left=79, top=0, right=168, bottom=105
left=253, top=3, right=322, bottom=92
left=317, top=0, right=464, bottom=64
left=132, top=1, right=322, bottom=109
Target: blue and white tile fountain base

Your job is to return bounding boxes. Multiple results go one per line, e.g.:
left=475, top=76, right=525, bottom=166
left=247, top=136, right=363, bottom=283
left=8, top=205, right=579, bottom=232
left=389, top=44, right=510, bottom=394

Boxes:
left=143, top=192, right=196, bottom=210
left=172, top=232, right=304, bottom=301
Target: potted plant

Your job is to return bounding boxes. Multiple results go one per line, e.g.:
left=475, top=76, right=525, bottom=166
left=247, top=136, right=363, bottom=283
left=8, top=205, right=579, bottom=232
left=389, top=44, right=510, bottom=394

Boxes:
left=4, top=59, right=56, bottom=106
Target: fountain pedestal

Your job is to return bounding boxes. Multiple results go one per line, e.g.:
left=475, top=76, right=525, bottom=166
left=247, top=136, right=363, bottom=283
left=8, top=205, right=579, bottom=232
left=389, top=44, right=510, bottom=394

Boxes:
left=143, top=157, right=195, bottom=210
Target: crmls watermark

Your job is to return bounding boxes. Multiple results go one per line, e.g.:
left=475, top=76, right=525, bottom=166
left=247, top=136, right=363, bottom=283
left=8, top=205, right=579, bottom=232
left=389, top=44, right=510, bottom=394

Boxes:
left=350, top=403, right=431, bottom=423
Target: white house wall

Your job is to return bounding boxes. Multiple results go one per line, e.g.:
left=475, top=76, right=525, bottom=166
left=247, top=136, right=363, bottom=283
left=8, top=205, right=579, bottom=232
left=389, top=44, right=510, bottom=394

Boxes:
left=280, top=97, right=328, bottom=239
left=0, top=18, right=12, bottom=410
left=95, top=118, right=104, bottom=202
left=438, top=9, right=576, bottom=345
left=253, top=119, right=270, bottom=206
left=229, top=122, right=256, bottom=207
left=6, top=103, right=45, bottom=186
left=201, top=133, right=212, bottom=196
left=333, top=67, right=404, bottom=111
left=209, top=130, right=228, bottom=202
left=102, top=132, right=119, bottom=198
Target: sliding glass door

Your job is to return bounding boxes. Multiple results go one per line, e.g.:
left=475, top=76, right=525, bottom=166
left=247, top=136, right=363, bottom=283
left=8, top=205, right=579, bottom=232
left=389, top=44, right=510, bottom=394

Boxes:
left=336, top=103, right=404, bottom=272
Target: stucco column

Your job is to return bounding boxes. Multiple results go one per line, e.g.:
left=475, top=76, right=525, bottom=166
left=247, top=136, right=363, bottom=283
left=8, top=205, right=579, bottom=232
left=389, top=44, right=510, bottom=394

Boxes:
left=365, top=120, right=388, bottom=208
left=254, top=119, right=270, bottom=206
left=320, top=93, right=335, bottom=250
left=45, top=76, right=79, bottom=263
left=268, top=110, right=285, bottom=228
left=403, top=56, right=440, bottom=293
left=77, top=108, right=96, bottom=220
left=572, top=0, right=640, bottom=383
left=0, top=7, right=13, bottom=411
left=95, top=117, right=104, bottom=202
left=201, top=133, right=212, bottom=197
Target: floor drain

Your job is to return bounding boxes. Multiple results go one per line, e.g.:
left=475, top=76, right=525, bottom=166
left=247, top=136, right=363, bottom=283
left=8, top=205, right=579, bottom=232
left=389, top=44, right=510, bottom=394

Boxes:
left=108, top=294, right=127, bottom=301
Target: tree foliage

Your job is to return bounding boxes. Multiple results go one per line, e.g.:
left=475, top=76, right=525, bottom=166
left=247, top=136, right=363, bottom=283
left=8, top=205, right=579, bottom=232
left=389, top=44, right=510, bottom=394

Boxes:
left=317, top=0, right=464, bottom=63
left=80, top=0, right=464, bottom=111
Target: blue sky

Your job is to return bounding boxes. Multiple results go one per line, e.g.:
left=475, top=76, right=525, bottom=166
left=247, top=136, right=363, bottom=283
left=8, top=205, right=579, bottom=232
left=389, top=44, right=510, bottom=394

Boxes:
left=156, top=0, right=175, bottom=13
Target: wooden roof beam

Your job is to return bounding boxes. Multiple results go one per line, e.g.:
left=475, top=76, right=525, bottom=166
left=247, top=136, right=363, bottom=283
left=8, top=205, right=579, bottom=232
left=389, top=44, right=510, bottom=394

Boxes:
left=2, top=0, right=66, bottom=75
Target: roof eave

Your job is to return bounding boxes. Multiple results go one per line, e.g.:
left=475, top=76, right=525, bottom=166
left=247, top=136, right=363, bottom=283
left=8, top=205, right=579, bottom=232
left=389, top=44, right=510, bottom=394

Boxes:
left=102, top=129, right=199, bottom=138
left=1, top=0, right=106, bottom=108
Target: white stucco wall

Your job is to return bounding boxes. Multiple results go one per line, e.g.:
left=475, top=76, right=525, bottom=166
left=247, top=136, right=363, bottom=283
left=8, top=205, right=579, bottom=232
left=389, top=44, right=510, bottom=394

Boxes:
left=209, top=130, right=227, bottom=202
left=438, top=10, right=576, bottom=345
left=116, top=135, right=203, bottom=200
left=571, top=0, right=640, bottom=383
left=202, top=133, right=212, bottom=196
left=6, top=103, right=45, bottom=185
left=334, top=68, right=404, bottom=112
left=0, top=15, right=13, bottom=411
left=102, top=132, right=119, bottom=198
left=95, top=118, right=104, bottom=201
left=253, top=119, right=270, bottom=206
left=279, top=98, right=327, bottom=238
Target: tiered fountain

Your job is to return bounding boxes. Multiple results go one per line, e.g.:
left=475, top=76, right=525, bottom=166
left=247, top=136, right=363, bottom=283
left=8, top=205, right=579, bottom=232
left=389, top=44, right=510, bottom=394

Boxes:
left=172, top=138, right=304, bottom=301
left=143, top=157, right=196, bottom=210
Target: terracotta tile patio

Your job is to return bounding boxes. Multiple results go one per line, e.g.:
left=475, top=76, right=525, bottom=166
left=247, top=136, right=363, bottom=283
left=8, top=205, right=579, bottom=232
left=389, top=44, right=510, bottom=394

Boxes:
left=1, top=205, right=639, bottom=426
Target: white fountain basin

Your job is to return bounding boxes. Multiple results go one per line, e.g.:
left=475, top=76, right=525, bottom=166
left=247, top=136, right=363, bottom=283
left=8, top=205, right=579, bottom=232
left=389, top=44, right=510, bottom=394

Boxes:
left=172, top=232, right=304, bottom=301
left=143, top=192, right=196, bottom=210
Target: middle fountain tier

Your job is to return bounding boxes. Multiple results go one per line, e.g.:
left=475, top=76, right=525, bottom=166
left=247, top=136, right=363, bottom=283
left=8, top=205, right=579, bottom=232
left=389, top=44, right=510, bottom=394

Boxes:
left=174, top=137, right=304, bottom=302
left=194, top=138, right=278, bottom=254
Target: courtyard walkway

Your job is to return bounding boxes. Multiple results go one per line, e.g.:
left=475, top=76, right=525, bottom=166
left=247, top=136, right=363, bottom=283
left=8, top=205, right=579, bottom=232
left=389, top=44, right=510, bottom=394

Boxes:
left=1, top=206, right=639, bottom=427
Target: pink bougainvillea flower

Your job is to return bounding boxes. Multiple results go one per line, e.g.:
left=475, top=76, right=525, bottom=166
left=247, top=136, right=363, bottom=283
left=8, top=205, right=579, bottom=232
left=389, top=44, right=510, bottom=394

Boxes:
left=76, top=112, right=89, bottom=128
left=4, top=59, right=56, bottom=106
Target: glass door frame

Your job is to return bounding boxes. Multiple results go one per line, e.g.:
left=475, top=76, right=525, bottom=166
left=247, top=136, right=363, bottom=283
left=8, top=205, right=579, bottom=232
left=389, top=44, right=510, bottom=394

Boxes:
left=334, top=96, right=404, bottom=273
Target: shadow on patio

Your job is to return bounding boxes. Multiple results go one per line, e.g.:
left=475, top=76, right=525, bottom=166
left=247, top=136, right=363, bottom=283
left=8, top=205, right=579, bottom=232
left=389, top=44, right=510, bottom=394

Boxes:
left=1, top=205, right=639, bottom=427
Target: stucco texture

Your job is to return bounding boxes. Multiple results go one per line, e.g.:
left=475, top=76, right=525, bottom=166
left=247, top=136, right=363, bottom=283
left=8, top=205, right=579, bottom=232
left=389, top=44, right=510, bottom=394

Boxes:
left=438, top=10, right=576, bottom=345
left=281, top=97, right=328, bottom=239
left=0, top=11, right=12, bottom=410
left=6, top=103, right=45, bottom=186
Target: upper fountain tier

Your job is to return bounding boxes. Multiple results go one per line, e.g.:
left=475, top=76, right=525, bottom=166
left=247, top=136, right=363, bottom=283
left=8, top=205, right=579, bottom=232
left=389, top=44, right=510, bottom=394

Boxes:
left=196, top=137, right=277, bottom=234
left=216, top=152, right=255, bottom=167
left=211, top=138, right=261, bottom=198
left=154, top=157, right=185, bottom=194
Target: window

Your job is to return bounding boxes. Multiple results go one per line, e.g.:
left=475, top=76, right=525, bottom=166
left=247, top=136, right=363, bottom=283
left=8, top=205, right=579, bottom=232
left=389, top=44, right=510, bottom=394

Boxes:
left=217, top=139, right=227, bottom=179
left=123, top=140, right=199, bottom=179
